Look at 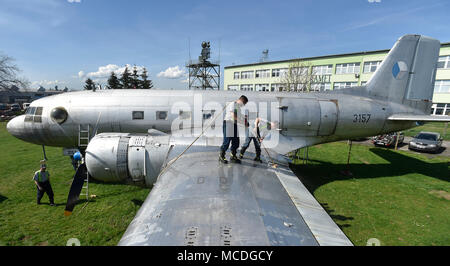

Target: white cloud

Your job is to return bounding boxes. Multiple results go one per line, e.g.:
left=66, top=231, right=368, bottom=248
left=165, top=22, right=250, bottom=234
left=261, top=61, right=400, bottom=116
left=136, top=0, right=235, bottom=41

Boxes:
left=67, top=0, right=81, bottom=3
left=31, top=80, right=65, bottom=88
left=78, top=64, right=147, bottom=82
left=157, top=66, right=186, bottom=79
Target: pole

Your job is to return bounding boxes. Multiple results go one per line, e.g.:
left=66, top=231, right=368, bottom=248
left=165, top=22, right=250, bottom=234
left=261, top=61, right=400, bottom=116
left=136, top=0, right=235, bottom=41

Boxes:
left=444, top=122, right=448, bottom=138
left=394, top=131, right=400, bottom=150
left=42, top=145, right=48, bottom=161
left=347, top=140, right=352, bottom=167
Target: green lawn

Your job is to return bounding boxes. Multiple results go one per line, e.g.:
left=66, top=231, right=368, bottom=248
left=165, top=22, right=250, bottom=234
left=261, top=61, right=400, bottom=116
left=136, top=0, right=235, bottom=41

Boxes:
left=0, top=121, right=449, bottom=246
left=291, top=142, right=450, bottom=246
left=0, top=122, right=150, bottom=246
left=403, top=122, right=449, bottom=140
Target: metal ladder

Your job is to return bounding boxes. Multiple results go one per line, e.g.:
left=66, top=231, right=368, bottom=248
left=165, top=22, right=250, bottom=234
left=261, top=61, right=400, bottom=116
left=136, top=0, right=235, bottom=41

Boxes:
left=78, top=124, right=90, bottom=200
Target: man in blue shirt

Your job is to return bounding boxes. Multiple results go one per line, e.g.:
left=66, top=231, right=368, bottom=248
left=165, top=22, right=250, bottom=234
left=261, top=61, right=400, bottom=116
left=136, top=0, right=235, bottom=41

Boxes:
left=33, top=164, right=55, bottom=206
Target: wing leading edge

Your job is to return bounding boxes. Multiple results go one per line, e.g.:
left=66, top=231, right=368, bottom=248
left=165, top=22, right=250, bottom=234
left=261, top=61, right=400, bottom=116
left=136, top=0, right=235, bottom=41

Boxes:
left=118, top=147, right=352, bottom=246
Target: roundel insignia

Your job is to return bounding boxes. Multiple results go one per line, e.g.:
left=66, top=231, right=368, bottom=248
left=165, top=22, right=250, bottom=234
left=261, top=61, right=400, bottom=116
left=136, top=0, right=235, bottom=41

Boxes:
left=392, top=61, right=408, bottom=80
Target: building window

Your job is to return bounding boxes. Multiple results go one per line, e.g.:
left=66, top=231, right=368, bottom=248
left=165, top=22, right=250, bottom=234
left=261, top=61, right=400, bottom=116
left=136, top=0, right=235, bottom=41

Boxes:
left=271, top=83, right=285, bottom=91
left=132, top=111, right=144, bottom=120
left=227, top=85, right=239, bottom=91
left=233, top=72, right=240, bottom=79
left=240, top=84, right=254, bottom=91
left=335, top=63, right=360, bottom=74
left=241, top=71, right=254, bottom=79
left=311, top=83, right=331, bottom=91
left=255, top=69, right=270, bottom=78
left=333, top=82, right=358, bottom=89
left=156, top=111, right=168, bottom=120
left=255, top=84, right=269, bottom=91
left=312, top=65, right=332, bottom=75
left=431, top=103, right=450, bottom=115
left=363, top=61, right=382, bottom=73
left=437, top=56, right=450, bottom=69
left=271, top=68, right=288, bottom=78
left=434, top=80, right=450, bottom=93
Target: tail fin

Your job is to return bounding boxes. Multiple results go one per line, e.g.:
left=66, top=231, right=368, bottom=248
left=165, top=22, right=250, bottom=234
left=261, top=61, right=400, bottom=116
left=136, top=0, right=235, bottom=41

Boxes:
left=366, top=34, right=440, bottom=113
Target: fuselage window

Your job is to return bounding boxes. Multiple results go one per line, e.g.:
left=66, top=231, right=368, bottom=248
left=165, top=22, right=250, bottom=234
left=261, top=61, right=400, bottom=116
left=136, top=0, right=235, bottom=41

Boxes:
left=179, top=110, right=191, bottom=120
left=156, top=111, right=168, bottom=120
left=132, top=111, right=144, bottom=120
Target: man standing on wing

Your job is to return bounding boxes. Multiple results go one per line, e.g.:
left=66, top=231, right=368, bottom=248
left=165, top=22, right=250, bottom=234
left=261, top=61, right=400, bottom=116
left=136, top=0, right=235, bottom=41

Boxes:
left=219, top=95, right=248, bottom=164
left=239, top=117, right=263, bottom=162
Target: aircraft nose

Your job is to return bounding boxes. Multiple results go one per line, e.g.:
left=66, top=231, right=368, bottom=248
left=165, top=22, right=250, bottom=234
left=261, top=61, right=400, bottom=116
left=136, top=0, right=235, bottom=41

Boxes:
left=7, top=116, right=24, bottom=138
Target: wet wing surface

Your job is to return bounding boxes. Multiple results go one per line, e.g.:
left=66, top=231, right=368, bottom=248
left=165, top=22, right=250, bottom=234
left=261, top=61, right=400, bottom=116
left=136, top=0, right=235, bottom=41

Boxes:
left=119, top=149, right=351, bottom=246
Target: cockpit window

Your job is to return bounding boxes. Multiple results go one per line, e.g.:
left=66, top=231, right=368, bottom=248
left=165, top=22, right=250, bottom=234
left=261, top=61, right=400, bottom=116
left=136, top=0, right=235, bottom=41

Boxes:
left=25, top=106, right=42, bottom=123
left=35, top=107, right=43, bottom=116
left=50, top=107, right=68, bottom=124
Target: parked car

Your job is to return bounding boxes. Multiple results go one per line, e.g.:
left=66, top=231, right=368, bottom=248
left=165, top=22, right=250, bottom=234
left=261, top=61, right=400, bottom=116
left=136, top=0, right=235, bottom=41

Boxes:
left=371, top=132, right=404, bottom=147
left=10, top=103, right=21, bottom=112
left=0, top=103, right=8, bottom=116
left=22, top=103, right=30, bottom=111
left=408, top=131, right=443, bottom=153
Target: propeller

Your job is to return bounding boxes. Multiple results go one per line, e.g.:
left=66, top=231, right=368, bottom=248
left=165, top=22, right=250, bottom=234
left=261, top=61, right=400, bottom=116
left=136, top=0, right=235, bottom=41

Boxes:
left=64, top=163, right=87, bottom=216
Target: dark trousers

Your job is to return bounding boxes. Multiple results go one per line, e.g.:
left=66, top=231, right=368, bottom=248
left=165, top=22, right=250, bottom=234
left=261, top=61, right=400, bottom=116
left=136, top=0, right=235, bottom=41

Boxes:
left=241, top=137, right=261, bottom=157
left=37, top=181, right=54, bottom=204
left=220, top=121, right=239, bottom=155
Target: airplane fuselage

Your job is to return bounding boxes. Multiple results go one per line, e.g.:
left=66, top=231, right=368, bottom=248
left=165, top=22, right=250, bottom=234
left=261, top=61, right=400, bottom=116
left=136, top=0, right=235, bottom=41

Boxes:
left=7, top=89, right=418, bottom=150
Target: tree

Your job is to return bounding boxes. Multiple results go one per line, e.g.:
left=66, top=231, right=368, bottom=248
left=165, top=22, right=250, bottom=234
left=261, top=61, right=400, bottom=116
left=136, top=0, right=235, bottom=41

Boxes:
left=63, top=87, right=69, bottom=92
left=280, top=60, right=317, bottom=92
left=131, top=65, right=140, bottom=89
left=84, top=78, right=96, bottom=91
left=120, top=66, right=132, bottom=89
left=107, top=71, right=121, bottom=89
left=140, top=67, right=153, bottom=89
left=54, top=85, right=58, bottom=91
left=0, top=53, right=29, bottom=90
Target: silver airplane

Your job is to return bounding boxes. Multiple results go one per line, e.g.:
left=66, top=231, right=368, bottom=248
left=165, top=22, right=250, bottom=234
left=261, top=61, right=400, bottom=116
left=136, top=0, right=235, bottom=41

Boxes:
left=7, top=35, right=450, bottom=246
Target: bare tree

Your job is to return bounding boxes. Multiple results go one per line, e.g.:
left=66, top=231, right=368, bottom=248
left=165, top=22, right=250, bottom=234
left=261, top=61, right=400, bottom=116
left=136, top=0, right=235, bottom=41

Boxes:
left=279, top=60, right=317, bottom=92
left=0, top=54, right=29, bottom=90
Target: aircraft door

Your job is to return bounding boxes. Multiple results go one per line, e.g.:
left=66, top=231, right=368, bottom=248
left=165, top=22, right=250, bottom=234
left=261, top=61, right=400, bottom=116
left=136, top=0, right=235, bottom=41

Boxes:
left=318, top=100, right=338, bottom=136
left=279, top=98, right=320, bottom=137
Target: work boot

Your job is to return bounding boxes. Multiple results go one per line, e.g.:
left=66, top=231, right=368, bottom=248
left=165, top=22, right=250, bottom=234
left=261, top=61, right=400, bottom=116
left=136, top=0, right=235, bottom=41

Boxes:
left=253, top=156, right=262, bottom=163
left=230, top=154, right=241, bottom=164
left=239, top=152, right=244, bottom=159
left=219, top=151, right=228, bottom=164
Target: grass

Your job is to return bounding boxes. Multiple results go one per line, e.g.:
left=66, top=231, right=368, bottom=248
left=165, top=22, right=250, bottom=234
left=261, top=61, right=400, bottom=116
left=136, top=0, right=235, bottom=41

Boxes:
left=291, top=142, right=450, bottom=246
left=403, top=122, right=449, bottom=140
left=0, top=122, right=150, bottom=246
left=0, top=121, right=449, bottom=246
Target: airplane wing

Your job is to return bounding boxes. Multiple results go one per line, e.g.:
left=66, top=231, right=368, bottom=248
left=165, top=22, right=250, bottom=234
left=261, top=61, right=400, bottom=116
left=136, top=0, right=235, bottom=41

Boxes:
left=388, top=114, right=450, bottom=122
left=118, top=145, right=352, bottom=246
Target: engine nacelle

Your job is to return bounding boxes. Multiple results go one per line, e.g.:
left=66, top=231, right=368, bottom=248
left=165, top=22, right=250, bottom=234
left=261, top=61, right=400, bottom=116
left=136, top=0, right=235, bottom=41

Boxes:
left=85, top=133, right=171, bottom=187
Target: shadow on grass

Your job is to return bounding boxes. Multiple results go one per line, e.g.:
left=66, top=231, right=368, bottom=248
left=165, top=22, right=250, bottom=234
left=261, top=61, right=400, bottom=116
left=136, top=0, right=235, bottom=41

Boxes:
left=290, top=148, right=449, bottom=194
left=0, top=194, right=7, bottom=203
left=320, top=203, right=354, bottom=228
left=131, top=199, right=144, bottom=207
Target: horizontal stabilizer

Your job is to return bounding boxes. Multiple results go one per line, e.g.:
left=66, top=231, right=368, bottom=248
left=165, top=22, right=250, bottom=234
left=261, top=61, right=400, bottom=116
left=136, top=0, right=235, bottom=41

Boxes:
left=388, top=114, right=450, bottom=122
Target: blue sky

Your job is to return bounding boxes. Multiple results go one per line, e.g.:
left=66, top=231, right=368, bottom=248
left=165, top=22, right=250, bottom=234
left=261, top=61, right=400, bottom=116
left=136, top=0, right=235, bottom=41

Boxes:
left=1, top=0, right=449, bottom=90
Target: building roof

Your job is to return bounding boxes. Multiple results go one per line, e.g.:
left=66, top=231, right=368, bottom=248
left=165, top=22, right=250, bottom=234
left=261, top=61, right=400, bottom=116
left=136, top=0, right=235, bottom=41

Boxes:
left=224, top=42, right=450, bottom=69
